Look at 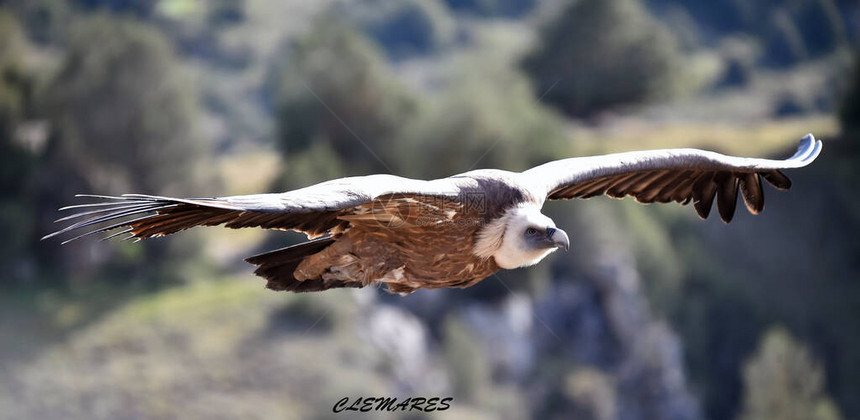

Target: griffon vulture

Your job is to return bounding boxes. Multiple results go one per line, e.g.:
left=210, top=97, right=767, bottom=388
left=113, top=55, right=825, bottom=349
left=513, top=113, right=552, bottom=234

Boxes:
left=44, top=134, right=822, bottom=294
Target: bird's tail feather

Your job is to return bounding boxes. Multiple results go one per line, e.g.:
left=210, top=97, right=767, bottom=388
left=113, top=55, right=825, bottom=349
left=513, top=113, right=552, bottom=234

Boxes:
left=245, top=237, right=362, bottom=292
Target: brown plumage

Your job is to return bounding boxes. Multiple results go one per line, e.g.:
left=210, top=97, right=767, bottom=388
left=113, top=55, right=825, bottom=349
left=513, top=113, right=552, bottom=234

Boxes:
left=44, top=134, right=822, bottom=294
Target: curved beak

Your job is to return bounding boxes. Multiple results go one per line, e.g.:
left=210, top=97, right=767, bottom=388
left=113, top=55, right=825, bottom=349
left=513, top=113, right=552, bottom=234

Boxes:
left=545, top=227, right=570, bottom=252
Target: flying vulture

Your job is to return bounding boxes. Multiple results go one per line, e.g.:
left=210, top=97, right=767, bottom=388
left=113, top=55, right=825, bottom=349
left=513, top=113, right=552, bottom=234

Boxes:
left=44, top=134, right=822, bottom=294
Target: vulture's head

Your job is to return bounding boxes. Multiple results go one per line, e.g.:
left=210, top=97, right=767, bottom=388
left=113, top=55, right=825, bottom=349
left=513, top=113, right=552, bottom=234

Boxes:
left=475, top=205, right=570, bottom=269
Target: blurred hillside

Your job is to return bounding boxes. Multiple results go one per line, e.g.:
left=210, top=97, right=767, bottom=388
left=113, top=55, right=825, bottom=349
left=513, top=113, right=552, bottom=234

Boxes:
left=0, top=0, right=858, bottom=419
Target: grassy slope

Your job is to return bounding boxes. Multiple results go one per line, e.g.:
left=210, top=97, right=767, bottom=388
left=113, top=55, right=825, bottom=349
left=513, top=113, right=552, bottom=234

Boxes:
left=574, top=115, right=837, bottom=157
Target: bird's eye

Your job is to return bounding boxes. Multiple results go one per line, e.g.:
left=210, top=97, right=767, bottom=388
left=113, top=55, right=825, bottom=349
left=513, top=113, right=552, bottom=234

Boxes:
left=526, top=228, right=537, bottom=235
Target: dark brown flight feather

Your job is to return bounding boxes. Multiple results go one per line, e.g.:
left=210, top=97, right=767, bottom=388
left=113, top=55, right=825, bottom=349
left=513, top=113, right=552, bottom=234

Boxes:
left=527, top=134, right=821, bottom=223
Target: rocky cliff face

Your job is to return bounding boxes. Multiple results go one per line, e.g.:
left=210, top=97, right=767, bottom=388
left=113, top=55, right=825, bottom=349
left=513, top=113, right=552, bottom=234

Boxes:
left=359, top=233, right=702, bottom=419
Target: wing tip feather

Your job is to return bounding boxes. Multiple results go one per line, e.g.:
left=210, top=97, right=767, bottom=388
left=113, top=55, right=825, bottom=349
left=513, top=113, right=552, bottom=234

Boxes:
left=789, top=133, right=822, bottom=166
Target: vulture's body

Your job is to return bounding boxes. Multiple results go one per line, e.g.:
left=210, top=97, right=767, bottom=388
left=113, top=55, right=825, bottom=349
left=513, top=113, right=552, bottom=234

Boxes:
left=45, top=135, right=823, bottom=294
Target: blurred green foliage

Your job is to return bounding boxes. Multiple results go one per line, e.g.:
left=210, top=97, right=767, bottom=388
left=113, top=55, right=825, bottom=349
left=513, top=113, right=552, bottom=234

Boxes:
left=35, top=14, right=210, bottom=282
left=273, top=17, right=567, bottom=184
left=339, top=0, right=455, bottom=60
left=273, top=20, right=418, bottom=182
left=739, top=327, right=843, bottom=420
left=46, top=14, right=204, bottom=195
left=0, top=12, right=216, bottom=284
left=0, top=11, right=39, bottom=282
left=443, top=315, right=491, bottom=402
left=522, top=0, right=682, bottom=117
left=0, top=0, right=72, bottom=43
left=443, top=0, right=536, bottom=18
left=647, top=0, right=850, bottom=67
left=839, top=52, right=860, bottom=139
left=395, top=56, right=569, bottom=177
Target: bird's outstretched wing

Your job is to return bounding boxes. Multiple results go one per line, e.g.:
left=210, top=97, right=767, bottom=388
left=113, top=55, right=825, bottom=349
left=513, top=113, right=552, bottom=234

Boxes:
left=42, top=175, right=463, bottom=243
left=523, top=134, right=822, bottom=222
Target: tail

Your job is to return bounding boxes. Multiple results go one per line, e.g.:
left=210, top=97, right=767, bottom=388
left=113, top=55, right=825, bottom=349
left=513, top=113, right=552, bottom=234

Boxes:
left=245, top=237, right=363, bottom=293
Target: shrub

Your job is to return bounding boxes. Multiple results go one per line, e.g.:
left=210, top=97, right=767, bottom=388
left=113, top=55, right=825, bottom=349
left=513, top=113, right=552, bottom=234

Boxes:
left=522, top=0, right=682, bottom=118
left=739, top=327, right=843, bottom=420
